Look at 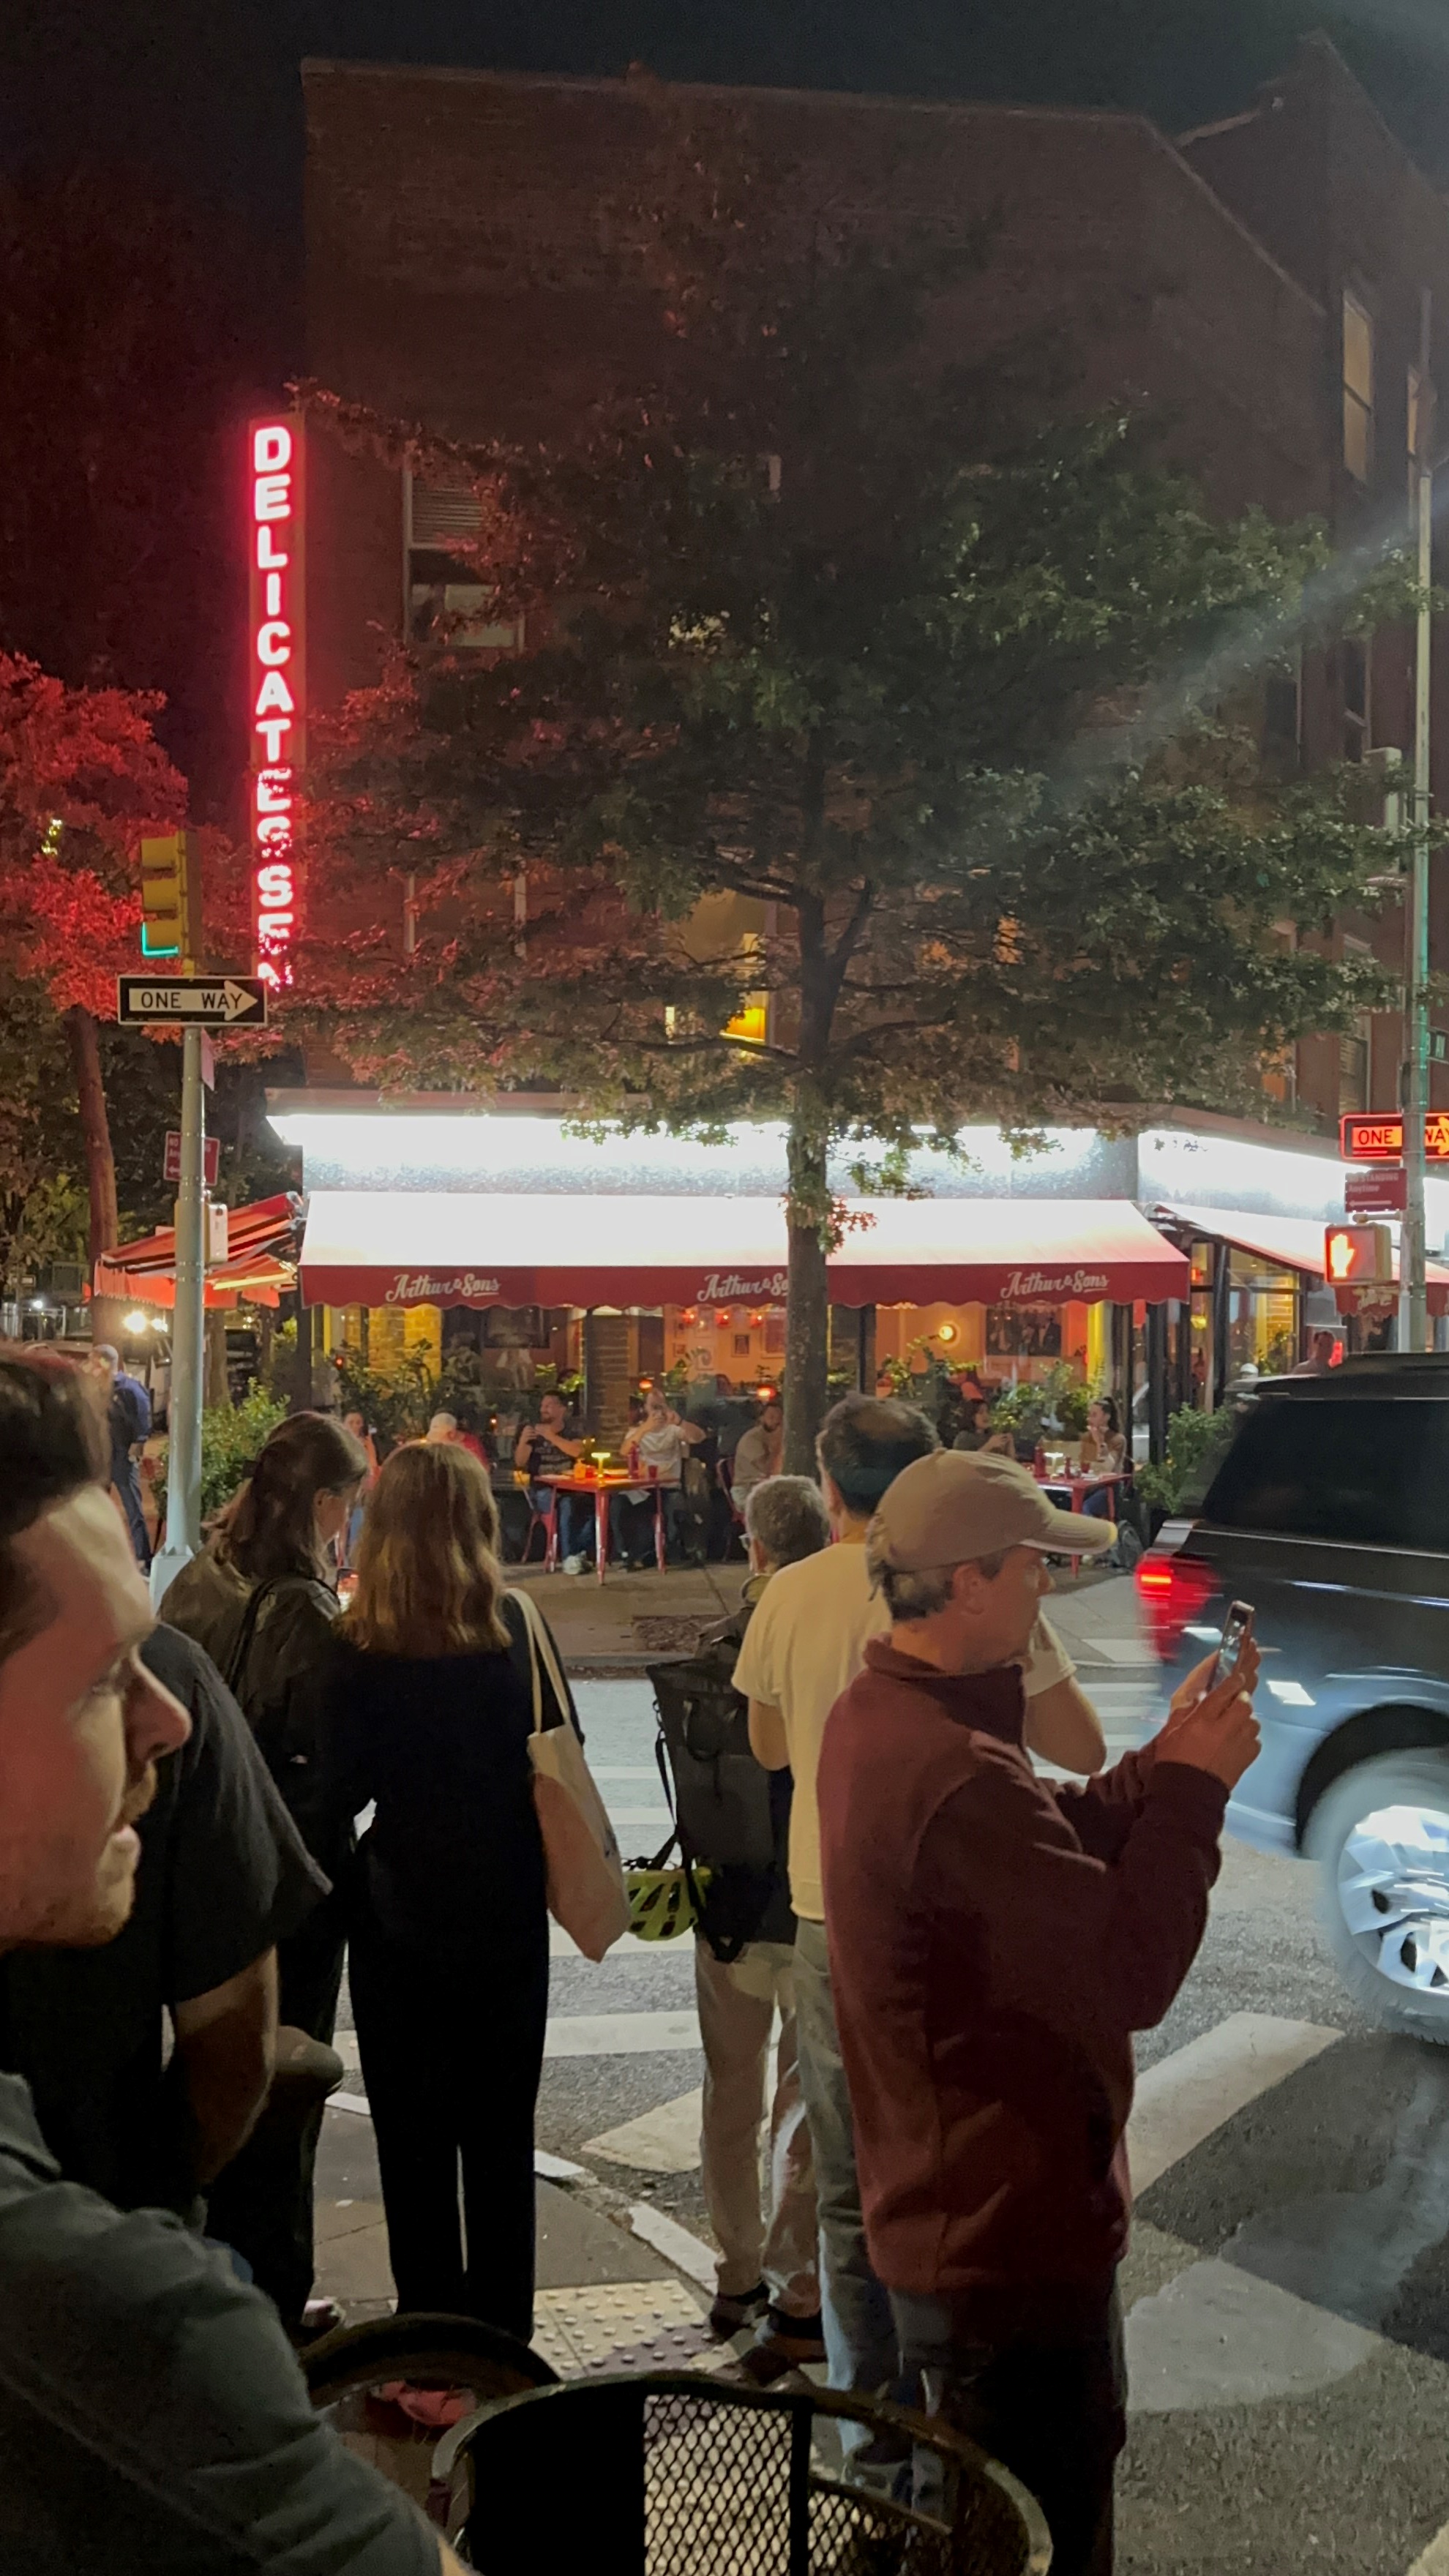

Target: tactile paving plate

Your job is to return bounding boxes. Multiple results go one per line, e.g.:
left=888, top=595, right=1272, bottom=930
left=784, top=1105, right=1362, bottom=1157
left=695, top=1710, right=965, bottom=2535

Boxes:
left=531, top=2280, right=735, bottom=2378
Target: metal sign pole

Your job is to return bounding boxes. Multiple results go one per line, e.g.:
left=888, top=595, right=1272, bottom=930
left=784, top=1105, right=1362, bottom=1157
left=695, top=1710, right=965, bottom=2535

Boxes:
left=149, top=1028, right=206, bottom=1603
left=1402, top=288, right=1434, bottom=1352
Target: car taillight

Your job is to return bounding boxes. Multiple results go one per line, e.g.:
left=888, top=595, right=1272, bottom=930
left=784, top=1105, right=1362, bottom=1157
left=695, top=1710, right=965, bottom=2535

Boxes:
left=1135, top=1547, right=1217, bottom=1657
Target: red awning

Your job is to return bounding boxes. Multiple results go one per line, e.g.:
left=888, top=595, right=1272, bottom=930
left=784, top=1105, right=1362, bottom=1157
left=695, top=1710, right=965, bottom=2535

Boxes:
left=299, top=1191, right=1188, bottom=1311
left=1156, top=1202, right=1449, bottom=1316
left=93, top=1194, right=300, bottom=1311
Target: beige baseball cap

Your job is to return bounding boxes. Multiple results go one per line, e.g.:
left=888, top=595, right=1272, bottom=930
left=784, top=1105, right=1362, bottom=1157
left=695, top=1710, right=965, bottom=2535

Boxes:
left=868, top=1448, right=1117, bottom=1574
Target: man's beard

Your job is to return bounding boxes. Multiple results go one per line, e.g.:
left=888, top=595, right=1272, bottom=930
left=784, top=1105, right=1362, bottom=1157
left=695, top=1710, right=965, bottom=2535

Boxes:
left=0, top=1763, right=157, bottom=1950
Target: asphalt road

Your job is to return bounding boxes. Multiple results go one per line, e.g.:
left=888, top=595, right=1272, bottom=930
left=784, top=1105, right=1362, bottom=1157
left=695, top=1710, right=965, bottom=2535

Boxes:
left=539, top=1633, right=1449, bottom=2576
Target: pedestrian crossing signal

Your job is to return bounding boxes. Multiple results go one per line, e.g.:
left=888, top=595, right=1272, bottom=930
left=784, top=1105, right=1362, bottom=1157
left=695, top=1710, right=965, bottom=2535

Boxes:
left=1325, top=1224, right=1393, bottom=1285
left=140, top=831, right=198, bottom=965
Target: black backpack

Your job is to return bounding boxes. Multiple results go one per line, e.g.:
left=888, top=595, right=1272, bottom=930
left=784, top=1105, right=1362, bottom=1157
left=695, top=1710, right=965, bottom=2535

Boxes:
left=647, top=1631, right=787, bottom=1963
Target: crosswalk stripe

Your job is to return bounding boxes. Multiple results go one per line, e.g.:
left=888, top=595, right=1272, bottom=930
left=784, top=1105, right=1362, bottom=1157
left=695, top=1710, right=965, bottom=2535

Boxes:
left=546, top=2010, right=702, bottom=2059
left=575, top=2008, right=1346, bottom=2186
left=550, top=1924, right=670, bottom=1959
left=585, top=2089, right=703, bottom=2171
left=1128, top=2012, right=1339, bottom=2195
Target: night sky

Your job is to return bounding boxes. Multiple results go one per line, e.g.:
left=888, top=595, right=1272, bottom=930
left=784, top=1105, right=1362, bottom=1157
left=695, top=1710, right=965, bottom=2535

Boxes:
left=4, top=0, right=1449, bottom=230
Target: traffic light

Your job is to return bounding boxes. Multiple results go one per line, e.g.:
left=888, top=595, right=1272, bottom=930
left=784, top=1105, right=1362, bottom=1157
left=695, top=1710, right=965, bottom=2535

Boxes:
left=1325, top=1223, right=1393, bottom=1286
left=139, top=831, right=199, bottom=964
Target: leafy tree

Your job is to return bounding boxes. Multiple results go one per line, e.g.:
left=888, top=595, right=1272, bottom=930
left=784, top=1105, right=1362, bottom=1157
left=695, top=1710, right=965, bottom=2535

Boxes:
left=0, top=649, right=187, bottom=1341
left=296, top=113, right=1401, bottom=1467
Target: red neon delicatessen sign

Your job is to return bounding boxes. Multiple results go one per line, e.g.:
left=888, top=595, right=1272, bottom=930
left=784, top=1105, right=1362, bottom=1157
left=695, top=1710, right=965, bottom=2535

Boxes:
left=249, top=418, right=305, bottom=986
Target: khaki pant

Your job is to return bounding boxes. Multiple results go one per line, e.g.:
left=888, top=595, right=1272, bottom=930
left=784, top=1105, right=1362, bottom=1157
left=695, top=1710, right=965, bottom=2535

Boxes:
left=694, top=1937, right=819, bottom=2318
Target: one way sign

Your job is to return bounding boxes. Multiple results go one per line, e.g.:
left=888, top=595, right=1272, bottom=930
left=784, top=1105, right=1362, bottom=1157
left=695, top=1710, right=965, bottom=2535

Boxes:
left=116, top=976, right=268, bottom=1028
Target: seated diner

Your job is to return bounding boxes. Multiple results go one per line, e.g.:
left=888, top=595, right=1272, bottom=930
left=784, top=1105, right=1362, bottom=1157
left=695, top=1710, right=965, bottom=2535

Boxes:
left=609, top=1388, right=707, bottom=1569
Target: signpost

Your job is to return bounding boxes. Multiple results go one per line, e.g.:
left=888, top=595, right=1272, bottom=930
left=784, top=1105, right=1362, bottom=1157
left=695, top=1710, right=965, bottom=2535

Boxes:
left=164, top=1132, right=220, bottom=1186
left=1345, top=1167, right=1407, bottom=1218
left=1340, top=1111, right=1449, bottom=1164
left=119, top=978, right=266, bottom=1606
left=117, top=976, right=267, bottom=1028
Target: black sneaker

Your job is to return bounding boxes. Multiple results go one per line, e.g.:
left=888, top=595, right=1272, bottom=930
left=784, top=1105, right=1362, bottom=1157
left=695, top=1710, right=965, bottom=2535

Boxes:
left=708, top=2281, right=768, bottom=2338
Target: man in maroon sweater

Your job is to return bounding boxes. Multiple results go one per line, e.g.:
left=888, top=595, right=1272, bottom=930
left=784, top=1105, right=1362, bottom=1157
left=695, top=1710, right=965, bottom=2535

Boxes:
left=817, top=1450, right=1259, bottom=2575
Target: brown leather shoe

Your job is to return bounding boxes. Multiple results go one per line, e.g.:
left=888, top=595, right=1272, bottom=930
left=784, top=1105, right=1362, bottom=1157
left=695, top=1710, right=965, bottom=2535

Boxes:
left=708, top=2281, right=768, bottom=2338
left=734, top=2308, right=826, bottom=2385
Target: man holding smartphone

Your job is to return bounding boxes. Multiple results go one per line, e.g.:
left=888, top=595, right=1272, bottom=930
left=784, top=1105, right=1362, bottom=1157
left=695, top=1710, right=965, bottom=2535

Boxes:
left=817, top=1450, right=1259, bottom=2576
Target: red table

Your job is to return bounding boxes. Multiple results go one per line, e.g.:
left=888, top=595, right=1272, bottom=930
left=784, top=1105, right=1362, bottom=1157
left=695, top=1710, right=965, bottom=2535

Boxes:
left=1033, top=1469, right=1128, bottom=1572
left=539, top=1472, right=670, bottom=1582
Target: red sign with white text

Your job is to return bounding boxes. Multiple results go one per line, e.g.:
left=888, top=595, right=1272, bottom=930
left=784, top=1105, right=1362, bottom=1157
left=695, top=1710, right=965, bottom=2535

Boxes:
left=163, top=1132, right=220, bottom=1186
left=1344, top=1167, right=1407, bottom=1216
left=1341, top=1110, right=1449, bottom=1163
left=248, top=417, right=305, bottom=988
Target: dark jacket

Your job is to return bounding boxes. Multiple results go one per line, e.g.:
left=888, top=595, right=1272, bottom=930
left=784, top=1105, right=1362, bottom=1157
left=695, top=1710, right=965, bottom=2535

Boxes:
left=684, top=1576, right=795, bottom=1950
left=321, top=1590, right=574, bottom=1958
left=159, top=1548, right=345, bottom=1873
left=817, top=1639, right=1226, bottom=2329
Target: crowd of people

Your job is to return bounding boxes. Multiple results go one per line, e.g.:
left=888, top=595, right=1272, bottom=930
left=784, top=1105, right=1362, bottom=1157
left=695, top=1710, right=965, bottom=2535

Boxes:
left=0, top=1344, right=1257, bottom=2573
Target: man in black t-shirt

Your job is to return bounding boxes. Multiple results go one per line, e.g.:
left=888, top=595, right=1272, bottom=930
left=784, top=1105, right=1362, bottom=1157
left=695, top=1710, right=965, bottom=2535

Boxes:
left=513, top=1388, right=593, bottom=1562
left=0, top=1353, right=457, bottom=2576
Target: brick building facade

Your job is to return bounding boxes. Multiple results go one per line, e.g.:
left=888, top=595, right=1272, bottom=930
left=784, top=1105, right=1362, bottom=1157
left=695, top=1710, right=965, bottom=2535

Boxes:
left=298, top=38, right=1446, bottom=1136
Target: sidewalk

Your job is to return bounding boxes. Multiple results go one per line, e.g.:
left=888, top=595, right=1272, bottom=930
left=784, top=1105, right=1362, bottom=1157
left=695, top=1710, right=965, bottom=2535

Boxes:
left=510, top=1557, right=749, bottom=1671
left=514, top=1550, right=1150, bottom=1674
left=315, top=2093, right=729, bottom=2379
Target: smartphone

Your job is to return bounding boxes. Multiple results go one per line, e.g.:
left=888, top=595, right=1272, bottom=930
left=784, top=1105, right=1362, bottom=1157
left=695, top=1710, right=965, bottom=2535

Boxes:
left=1212, top=1600, right=1254, bottom=1688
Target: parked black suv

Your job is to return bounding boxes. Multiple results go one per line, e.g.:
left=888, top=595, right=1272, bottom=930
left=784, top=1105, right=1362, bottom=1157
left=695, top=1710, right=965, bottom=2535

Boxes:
left=1139, top=1354, right=1449, bottom=2038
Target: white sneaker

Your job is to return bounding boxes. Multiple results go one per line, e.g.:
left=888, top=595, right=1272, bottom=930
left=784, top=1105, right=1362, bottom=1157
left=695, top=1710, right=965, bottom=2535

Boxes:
left=562, top=1553, right=585, bottom=1576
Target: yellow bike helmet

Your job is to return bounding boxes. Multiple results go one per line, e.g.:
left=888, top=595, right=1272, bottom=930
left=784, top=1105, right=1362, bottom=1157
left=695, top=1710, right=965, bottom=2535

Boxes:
left=626, top=1860, right=711, bottom=1942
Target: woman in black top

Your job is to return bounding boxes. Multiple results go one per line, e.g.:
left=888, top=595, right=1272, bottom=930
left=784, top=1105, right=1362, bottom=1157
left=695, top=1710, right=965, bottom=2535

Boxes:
left=326, top=1439, right=574, bottom=2338
left=160, top=1409, right=367, bottom=2329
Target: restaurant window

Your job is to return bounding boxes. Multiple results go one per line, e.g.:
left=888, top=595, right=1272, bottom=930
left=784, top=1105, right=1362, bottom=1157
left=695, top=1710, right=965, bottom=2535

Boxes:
left=1341, top=637, right=1371, bottom=762
left=1262, top=664, right=1301, bottom=773
left=1226, top=1248, right=1300, bottom=1383
left=1409, top=363, right=1431, bottom=509
left=1338, top=1017, right=1371, bottom=1116
left=1262, top=924, right=1298, bottom=1109
left=1343, top=291, right=1374, bottom=484
left=402, top=469, right=523, bottom=650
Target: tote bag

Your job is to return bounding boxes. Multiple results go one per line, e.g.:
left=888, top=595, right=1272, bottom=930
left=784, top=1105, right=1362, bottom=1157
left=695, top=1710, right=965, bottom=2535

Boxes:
left=512, top=1587, right=630, bottom=1962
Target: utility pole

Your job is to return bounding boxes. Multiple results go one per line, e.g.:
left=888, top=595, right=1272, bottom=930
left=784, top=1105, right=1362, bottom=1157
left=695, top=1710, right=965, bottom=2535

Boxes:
left=157, top=1027, right=208, bottom=1590
left=1401, top=288, right=1434, bottom=1355
left=141, top=831, right=206, bottom=1605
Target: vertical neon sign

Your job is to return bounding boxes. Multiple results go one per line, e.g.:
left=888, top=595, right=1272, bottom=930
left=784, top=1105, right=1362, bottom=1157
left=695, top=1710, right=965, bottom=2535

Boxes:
left=248, top=416, right=305, bottom=986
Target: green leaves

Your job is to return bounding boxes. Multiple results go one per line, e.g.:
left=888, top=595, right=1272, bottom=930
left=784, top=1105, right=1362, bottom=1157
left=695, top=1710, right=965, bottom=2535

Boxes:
left=297, top=126, right=1400, bottom=1172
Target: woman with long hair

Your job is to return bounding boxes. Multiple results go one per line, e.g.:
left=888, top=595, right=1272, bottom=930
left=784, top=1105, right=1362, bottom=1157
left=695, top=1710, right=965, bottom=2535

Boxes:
left=160, top=1408, right=367, bottom=2331
left=1078, top=1393, right=1127, bottom=1519
left=326, top=1439, right=575, bottom=2338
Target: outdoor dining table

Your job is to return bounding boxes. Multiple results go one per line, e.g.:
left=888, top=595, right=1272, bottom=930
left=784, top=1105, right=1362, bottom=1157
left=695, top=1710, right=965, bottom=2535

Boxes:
left=539, top=1469, right=670, bottom=1582
left=1033, top=1466, right=1128, bottom=1573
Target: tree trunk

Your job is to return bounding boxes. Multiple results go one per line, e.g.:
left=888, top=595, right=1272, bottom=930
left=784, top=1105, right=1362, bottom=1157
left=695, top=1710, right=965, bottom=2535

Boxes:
left=65, top=1004, right=125, bottom=1353
left=205, top=1308, right=231, bottom=1409
left=783, top=1109, right=831, bottom=1475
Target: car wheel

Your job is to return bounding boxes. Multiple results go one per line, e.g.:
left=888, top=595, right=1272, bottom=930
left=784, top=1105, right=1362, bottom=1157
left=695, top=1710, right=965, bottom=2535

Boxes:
left=1306, top=1751, right=1449, bottom=2040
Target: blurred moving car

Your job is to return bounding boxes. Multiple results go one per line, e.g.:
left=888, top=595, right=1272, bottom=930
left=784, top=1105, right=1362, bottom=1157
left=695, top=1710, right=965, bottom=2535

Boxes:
left=1138, top=1354, right=1449, bottom=2039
